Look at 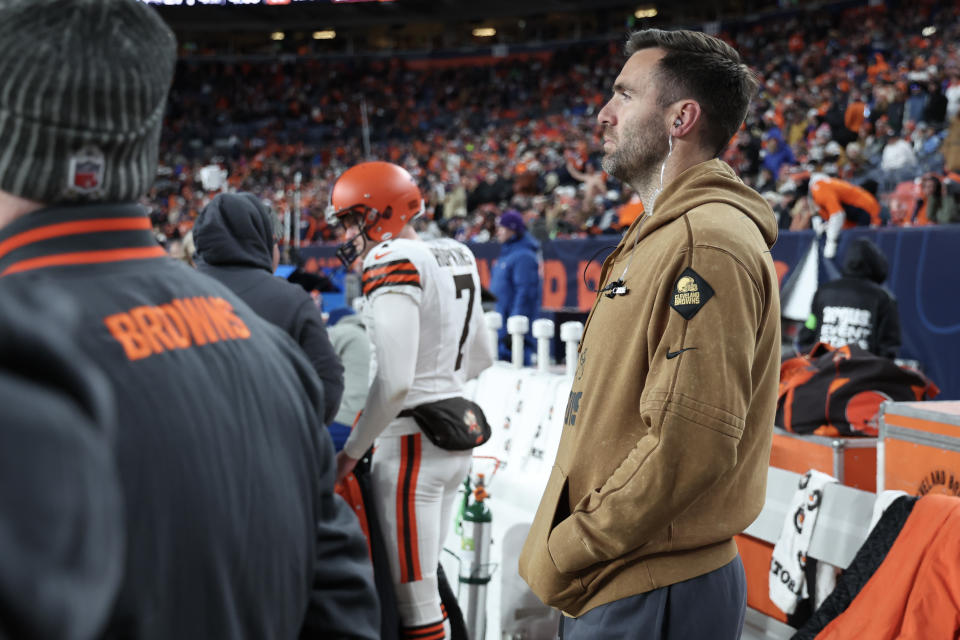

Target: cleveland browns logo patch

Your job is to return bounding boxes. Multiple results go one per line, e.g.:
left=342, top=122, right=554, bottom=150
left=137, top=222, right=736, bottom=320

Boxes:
left=464, top=409, right=481, bottom=434
left=669, top=267, right=714, bottom=320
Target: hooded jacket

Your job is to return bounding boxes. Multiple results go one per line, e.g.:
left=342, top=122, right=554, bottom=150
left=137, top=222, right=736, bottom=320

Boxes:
left=798, top=237, right=901, bottom=358
left=519, top=159, right=781, bottom=616
left=195, top=193, right=344, bottom=424
left=489, top=231, right=541, bottom=362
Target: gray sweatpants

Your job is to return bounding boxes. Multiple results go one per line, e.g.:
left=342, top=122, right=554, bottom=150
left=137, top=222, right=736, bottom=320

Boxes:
left=559, top=555, right=747, bottom=640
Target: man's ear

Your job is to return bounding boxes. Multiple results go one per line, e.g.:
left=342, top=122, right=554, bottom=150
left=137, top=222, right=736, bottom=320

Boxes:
left=669, top=100, right=703, bottom=137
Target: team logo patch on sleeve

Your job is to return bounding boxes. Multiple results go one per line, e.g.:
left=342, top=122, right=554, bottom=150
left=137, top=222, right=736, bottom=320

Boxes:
left=669, top=267, right=714, bottom=320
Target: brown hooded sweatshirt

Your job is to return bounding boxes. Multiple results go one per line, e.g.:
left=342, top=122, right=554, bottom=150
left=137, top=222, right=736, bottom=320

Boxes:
left=519, top=159, right=781, bottom=617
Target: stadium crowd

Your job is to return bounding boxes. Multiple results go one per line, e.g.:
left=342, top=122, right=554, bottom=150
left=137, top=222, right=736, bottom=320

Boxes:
left=148, top=0, right=960, bottom=258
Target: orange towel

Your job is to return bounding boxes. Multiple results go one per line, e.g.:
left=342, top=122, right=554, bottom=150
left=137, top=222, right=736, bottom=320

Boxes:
left=816, top=494, right=960, bottom=639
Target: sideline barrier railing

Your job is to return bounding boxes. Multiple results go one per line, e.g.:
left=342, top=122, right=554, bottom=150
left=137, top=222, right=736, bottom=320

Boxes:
left=506, top=315, right=529, bottom=370
left=531, top=319, right=554, bottom=374
left=444, top=312, right=582, bottom=639
left=559, top=321, right=583, bottom=378
left=483, top=311, right=502, bottom=360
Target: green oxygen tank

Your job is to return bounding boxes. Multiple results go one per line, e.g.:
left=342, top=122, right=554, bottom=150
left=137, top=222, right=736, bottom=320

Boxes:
left=459, top=473, right=492, bottom=640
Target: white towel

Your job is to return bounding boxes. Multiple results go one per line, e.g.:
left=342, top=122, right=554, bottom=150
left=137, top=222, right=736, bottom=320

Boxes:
left=769, top=469, right=838, bottom=614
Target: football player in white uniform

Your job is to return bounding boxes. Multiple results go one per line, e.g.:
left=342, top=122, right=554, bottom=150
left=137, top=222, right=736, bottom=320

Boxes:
left=329, top=161, right=494, bottom=640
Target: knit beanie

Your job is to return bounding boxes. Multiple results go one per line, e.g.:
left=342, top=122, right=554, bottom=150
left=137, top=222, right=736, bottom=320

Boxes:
left=0, top=0, right=177, bottom=204
left=497, top=209, right=526, bottom=235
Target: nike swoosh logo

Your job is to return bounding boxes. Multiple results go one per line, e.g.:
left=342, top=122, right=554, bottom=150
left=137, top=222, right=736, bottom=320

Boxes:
left=373, top=251, right=391, bottom=260
left=666, top=347, right=697, bottom=359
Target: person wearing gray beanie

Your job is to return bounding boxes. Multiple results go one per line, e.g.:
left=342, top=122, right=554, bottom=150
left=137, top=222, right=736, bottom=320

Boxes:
left=0, top=2, right=380, bottom=638
left=0, top=0, right=176, bottom=207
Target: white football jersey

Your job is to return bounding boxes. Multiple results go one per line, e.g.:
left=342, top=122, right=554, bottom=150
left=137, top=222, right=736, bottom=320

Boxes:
left=360, top=236, right=490, bottom=408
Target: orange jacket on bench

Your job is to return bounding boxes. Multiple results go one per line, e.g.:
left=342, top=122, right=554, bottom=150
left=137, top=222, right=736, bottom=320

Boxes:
left=817, top=494, right=960, bottom=639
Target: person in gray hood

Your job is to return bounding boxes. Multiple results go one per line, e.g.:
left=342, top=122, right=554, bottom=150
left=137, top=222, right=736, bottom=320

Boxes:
left=325, top=307, right=371, bottom=451
left=194, top=192, right=345, bottom=423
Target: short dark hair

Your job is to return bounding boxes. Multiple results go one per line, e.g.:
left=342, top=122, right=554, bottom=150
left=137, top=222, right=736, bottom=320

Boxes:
left=626, top=29, right=758, bottom=156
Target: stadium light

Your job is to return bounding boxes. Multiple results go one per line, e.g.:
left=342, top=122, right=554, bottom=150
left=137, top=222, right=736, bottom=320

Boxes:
left=922, top=26, right=937, bottom=37
left=270, top=31, right=285, bottom=41
left=473, top=27, right=496, bottom=37
left=313, top=30, right=336, bottom=40
left=635, top=7, right=658, bottom=19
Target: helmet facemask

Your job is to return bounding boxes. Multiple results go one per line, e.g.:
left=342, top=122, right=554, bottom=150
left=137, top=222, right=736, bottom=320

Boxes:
left=327, top=203, right=392, bottom=268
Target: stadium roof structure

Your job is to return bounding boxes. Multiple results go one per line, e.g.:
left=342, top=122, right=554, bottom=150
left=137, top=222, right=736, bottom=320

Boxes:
left=155, top=0, right=772, bottom=33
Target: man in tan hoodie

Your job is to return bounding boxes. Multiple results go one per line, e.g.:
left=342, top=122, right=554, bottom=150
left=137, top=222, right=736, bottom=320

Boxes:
left=519, top=29, right=780, bottom=639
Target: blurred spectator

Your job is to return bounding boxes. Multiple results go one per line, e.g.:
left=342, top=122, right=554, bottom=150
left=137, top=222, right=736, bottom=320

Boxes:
left=194, top=192, right=345, bottom=424
left=905, top=83, right=929, bottom=126
left=912, top=122, right=941, bottom=156
left=945, top=112, right=960, bottom=172
left=325, top=307, right=371, bottom=452
left=844, top=92, right=867, bottom=139
left=441, top=176, right=468, bottom=219
left=881, top=130, right=919, bottom=172
left=923, top=80, right=948, bottom=128
left=469, top=171, right=514, bottom=210
left=946, top=70, right=960, bottom=122
left=914, top=174, right=959, bottom=225
left=142, top=0, right=960, bottom=245
left=489, top=210, right=542, bottom=364
left=762, top=129, right=797, bottom=178
left=886, top=85, right=907, bottom=136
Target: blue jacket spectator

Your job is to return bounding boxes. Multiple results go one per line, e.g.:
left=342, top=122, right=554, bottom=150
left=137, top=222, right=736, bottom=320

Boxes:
left=762, top=129, right=796, bottom=178
left=490, top=210, right=542, bottom=364
left=905, top=84, right=928, bottom=125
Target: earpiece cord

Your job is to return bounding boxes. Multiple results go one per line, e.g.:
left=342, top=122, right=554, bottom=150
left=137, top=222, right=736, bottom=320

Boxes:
left=581, top=243, right=621, bottom=292
left=614, top=135, right=672, bottom=285
left=613, top=213, right=648, bottom=285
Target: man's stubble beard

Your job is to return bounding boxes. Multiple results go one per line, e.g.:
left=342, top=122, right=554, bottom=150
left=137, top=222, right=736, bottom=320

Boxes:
left=601, top=111, right=670, bottom=194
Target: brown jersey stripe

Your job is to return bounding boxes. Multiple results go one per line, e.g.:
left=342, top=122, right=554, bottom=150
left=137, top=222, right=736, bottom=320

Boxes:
left=362, top=269, right=421, bottom=287
left=363, top=260, right=418, bottom=278
left=363, top=258, right=416, bottom=274
left=363, top=274, right=422, bottom=296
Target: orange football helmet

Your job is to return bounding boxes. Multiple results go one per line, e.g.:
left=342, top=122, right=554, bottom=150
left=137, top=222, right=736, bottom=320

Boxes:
left=327, top=161, right=424, bottom=266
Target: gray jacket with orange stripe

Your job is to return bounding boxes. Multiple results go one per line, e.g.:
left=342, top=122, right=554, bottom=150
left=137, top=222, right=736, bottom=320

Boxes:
left=0, top=203, right=378, bottom=639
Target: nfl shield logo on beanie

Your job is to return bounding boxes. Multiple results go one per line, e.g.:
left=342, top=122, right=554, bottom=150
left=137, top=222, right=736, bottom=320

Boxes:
left=68, top=147, right=106, bottom=196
